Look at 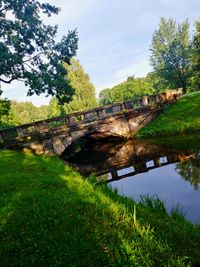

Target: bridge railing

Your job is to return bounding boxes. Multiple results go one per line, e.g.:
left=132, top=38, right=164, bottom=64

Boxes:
left=0, top=89, right=182, bottom=144
left=101, top=152, right=194, bottom=182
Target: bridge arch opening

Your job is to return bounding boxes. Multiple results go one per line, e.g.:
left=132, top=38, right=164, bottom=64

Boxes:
left=60, top=133, right=125, bottom=162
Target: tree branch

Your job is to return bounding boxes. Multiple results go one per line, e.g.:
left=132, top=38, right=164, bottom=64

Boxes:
left=0, top=77, right=16, bottom=84
left=24, top=62, right=33, bottom=70
left=0, top=76, right=25, bottom=84
left=22, top=52, right=46, bottom=63
left=0, top=7, right=7, bottom=13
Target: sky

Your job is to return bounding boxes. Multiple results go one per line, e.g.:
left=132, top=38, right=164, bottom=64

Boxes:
left=1, top=0, right=200, bottom=106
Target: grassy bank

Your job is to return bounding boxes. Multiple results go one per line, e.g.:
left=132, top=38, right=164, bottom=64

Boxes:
left=1, top=150, right=200, bottom=266
left=137, top=92, right=200, bottom=138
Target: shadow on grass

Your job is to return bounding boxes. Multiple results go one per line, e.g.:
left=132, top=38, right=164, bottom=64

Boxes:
left=0, top=150, right=200, bottom=266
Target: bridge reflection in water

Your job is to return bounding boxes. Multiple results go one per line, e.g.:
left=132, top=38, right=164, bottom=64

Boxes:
left=64, top=138, right=195, bottom=183
left=65, top=135, right=200, bottom=223
left=106, top=154, right=192, bottom=183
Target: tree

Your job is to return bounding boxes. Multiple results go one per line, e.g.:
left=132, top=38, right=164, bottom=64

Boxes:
left=191, top=20, right=200, bottom=90
left=47, top=97, right=65, bottom=118
left=150, top=18, right=192, bottom=94
left=0, top=88, right=10, bottom=124
left=99, top=88, right=113, bottom=106
left=37, top=104, right=48, bottom=121
left=0, top=0, right=78, bottom=103
left=1, top=99, right=49, bottom=126
left=0, top=97, right=10, bottom=123
left=47, top=58, right=98, bottom=118
left=63, top=58, right=97, bottom=113
left=7, top=101, right=39, bottom=125
left=146, top=72, right=166, bottom=93
left=99, top=75, right=155, bottom=105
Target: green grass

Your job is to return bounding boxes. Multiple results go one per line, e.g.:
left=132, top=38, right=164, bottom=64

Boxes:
left=1, top=150, right=200, bottom=266
left=137, top=92, right=200, bottom=138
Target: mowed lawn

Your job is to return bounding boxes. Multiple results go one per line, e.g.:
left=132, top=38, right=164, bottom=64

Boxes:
left=1, top=150, right=200, bottom=266
left=137, top=92, right=200, bottom=138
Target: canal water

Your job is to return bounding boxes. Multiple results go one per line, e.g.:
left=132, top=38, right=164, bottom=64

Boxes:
left=62, top=134, right=200, bottom=224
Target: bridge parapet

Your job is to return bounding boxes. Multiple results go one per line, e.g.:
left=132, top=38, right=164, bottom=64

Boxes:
left=0, top=89, right=182, bottom=146
left=104, top=152, right=194, bottom=183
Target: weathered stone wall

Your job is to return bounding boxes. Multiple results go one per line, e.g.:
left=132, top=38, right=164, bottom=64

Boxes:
left=47, top=109, right=160, bottom=155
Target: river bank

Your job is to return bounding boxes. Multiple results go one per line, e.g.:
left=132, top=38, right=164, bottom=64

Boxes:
left=137, top=92, right=200, bottom=138
left=1, top=150, right=200, bottom=266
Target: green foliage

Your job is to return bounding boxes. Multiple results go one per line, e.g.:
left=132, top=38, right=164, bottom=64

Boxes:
left=1, top=150, right=200, bottom=266
left=48, top=58, right=98, bottom=117
left=0, top=97, right=10, bottom=123
left=99, top=75, right=156, bottom=105
left=47, top=97, right=65, bottom=118
left=146, top=71, right=167, bottom=93
left=6, top=100, right=48, bottom=125
left=99, top=88, right=113, bottom=105
left=190, top=20, right=200, bottom=91
left=63, top=58, right=98, bottom=113
left=193, top=20, right=200, bottom=70
left=137, top=92, right=200, bottom=138
left=0, top=0, right=78, bottom=103
left=150, top=18, right=193, bottom=94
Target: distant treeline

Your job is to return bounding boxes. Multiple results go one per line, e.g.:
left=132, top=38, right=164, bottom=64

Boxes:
left=99, top=73, right=162, bottom=106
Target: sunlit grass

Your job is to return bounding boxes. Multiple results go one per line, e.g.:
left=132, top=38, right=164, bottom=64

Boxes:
left=0, top=150, right=200, bottom=266
left=137, top=92, right=200, bottom=138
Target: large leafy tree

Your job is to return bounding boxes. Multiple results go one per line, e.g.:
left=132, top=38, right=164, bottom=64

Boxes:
left=150, top=18, right=192, bottom=94
left=99, top=88, right=113, bottom=106
left=63, top=58, right=97, bottom=113
left=146, top=72, right=166, bottom=93
left=47, top=58, right=98, bottom=117
left=47, top=97, right=65, bottom=118
left=0, top=0, right=78, bottom=103
left=191, top=20, right=200, bottom=90
left=0, top=98, right=10, bottom=123
left=0, top=89, right=11, bottom=123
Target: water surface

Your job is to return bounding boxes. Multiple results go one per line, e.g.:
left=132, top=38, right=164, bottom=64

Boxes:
left=62, top=134, right=200, bottom=223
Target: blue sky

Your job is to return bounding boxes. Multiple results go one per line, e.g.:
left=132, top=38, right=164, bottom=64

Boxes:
left=2, top=0, right=200, bottom=106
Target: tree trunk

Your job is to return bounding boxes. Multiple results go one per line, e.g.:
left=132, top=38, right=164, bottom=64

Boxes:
left=182, top=85, right=187, bottom=94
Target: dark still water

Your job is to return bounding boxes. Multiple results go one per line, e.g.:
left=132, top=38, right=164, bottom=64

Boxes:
left=62, top=134, right=200, bottom=224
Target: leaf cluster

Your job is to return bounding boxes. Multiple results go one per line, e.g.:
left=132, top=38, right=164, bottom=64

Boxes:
left=150, top=17, right=197, bottom=93
left=99, top=75, right=156, bottom=105
left=0, top=0, right=78, bottom=103
left=0, top=97, right=10, bottom=122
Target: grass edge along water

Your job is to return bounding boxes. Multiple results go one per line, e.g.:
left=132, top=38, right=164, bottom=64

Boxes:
left=0, top=150, right=200, bottom=266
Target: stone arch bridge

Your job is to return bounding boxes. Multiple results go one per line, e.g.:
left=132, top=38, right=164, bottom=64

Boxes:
left=0, top=89, right=182, bottom=155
